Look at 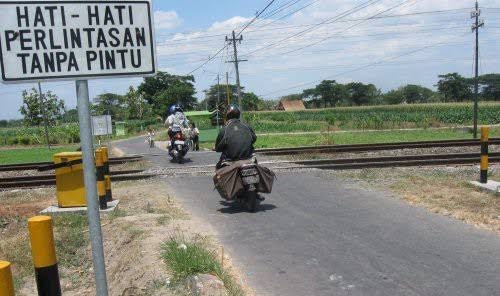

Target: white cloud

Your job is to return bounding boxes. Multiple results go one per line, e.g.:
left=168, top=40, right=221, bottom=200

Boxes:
left=154, top=10, right=182, bottom=30
left=154, top=0, right=500, bottom=98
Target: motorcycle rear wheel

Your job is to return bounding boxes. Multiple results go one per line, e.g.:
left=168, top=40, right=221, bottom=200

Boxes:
left=246, top=191, right=258, bottom=213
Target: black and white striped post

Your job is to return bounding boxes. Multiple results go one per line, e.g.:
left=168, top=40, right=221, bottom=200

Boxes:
left=480, top=126, right=489, bottom=184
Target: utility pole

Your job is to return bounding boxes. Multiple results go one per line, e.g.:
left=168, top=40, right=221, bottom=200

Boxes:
left=225, top=72, right=231, bottom=106
left=38, top=82, right=51, bottom=149
left=226, top=31, right=247, bottom=113
left=216, top=74, right=220, bottom=130
left=472, top=0, right=484, bottom=139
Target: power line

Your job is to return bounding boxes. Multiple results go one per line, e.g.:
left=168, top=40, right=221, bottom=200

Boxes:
left=241, top=0, right=385, bottom=57
left=273, top=0, right=420, bottom=56
left=186, top=0, right=278, bottom=75
left=260, top=32, right=470, bottom=98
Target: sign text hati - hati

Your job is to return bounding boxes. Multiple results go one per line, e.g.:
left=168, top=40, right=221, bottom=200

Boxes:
left=5, top=5, right=151, bottom=75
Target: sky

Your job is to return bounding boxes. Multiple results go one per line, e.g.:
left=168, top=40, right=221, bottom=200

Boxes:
left=1, top=0, right=499, bottom=120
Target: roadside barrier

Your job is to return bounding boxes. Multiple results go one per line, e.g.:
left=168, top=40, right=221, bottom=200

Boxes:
left=480, top=126, right=489, bottom=184
left=28, top=216, right=61, bottom=296
left=100, top=147, right=113, bottom=202
left=0, top=261, right=15, bottom=296
left=95, top=149, right=108, bottom=210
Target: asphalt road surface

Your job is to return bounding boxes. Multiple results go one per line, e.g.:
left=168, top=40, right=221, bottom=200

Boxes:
left=116, top=138, right=500, bottom=296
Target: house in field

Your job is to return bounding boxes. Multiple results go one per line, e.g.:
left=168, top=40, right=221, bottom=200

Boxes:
left=276, top=99, right=306, bottom=111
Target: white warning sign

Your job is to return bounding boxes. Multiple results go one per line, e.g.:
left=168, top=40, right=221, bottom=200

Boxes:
left=0, top=0, right=156, bottom=82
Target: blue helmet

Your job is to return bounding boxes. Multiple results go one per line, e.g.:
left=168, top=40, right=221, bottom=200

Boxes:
left=169, top=104, right=183, bottom=115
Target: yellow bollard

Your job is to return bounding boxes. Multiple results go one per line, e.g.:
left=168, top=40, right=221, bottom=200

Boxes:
left=100, top=147, right=113, bottom=202
left=28, top=216, right=61, bottom=296
left=95, top=149, right=108, bottom=210
left=0, top=261, right=15, bottom=296
left=480, top=126, right=489, bottom=184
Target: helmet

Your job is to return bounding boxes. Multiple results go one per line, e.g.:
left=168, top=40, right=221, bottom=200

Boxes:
left=169, top=104, right=183, bottom=115
left=226, top=104, right=241, bottom=120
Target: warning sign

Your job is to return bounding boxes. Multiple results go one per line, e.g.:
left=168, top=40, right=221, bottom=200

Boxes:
left=0, top=0, right=156, bottom=82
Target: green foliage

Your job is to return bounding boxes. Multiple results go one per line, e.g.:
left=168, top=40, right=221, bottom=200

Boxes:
left=245, top=103, right=500, bottom=132
left=0, top=125, right=80, bottom=146
left=20, top=88, right=66, bottom=126
left=302, top=80, right=380, bottom=107
left=138, top=71, right=197, bottom=117
left=161, top=237, right=244, bottom=295
left=162, top=239, right=222, bottom=283
left=478, top=73, right=500, bottom=101
left=436, top=73, right=472, bottom=102
left=384, top=84, right=435, bottom=104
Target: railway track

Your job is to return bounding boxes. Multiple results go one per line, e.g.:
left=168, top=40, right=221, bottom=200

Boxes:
left=0, top=155, right=143, bottom=172
left=256, top=138, right=500, bottom=155
left=289, top=152, right=500, bottom=170
left=0, top=170, right=156, bottom=189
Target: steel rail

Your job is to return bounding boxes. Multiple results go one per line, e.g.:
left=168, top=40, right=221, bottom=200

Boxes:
left=0, top=173, right=157, bottom=189
left=0, top=156, right=143, bottom=172
left=257, top=138, right=500, bottom=155
left=299, top=156, right=500, bottom=170
left=294, top=152, right=500, bottom=165
left=0, top=170, right=145, bottom=183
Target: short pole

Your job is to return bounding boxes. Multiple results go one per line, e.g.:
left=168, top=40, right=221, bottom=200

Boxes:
left=27, top=216, right=61, bottom=296
left=100, top=147, right=113, bottom=202
left=480, top=126, right=489, bottom=184
left=0, top=261, right=15, bottom=296
left=95, top=149, right=108, bottom=210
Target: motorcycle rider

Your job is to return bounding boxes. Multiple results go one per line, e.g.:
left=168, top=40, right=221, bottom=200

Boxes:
left=215, top=105, right=256, bottom=169
left=165, top=104, right=189, bottom=149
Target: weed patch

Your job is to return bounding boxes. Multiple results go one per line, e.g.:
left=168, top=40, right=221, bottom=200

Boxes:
left=161, top=237, right=244, bottom=296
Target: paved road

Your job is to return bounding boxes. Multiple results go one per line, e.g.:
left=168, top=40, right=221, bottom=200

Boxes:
left=116, top=138, right=500, bottom=296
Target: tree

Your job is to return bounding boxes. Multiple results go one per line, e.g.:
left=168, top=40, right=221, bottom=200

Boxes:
left=203, top=83, right=239, bottom=112
left=478, top=73, right=500, bottom=101
left=19, top=88, right=65, bottom=126
left=384, top=84, right=435, bottom=104
left=138, top=71, right=197, bottom=117
left=302, top=80, right=347, bottom=108
left=92, top=93, right=125, bottom=119
left=123, top=86, right=152, bottom=120
left=345, top=82, right=380, bottom=106
left=242, top=92, right=261, bottom=111
left=436, top=73, right=472, bottom=102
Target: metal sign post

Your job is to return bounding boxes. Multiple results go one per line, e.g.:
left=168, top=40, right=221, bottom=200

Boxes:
left=0, top=1, right=156, bottom=294
left=76, top=80, right=108, bottom=295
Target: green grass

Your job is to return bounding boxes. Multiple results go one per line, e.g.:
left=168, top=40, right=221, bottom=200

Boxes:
left=0, top=145, right=78, bottom=165
left=162, top=237, right=244, bottom=295
left=201, top=127, right=500, bottom=149
left=199, top=128, right=219, bottom=142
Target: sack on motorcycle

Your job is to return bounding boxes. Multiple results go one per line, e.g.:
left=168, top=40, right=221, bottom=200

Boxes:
left=255, top=165, right=276, bottom=194
left=213, top=163, right=244, bottom=200
left=213, top=162, right=276, bottom=200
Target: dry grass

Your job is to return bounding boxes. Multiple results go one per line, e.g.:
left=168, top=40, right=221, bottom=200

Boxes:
left=332, top=165, right=500, bottom=232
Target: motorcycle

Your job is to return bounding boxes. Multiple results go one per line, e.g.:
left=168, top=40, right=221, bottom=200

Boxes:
left=168, top=126, right=189, bottom=164
left=238, top=163, right=261, bottom=212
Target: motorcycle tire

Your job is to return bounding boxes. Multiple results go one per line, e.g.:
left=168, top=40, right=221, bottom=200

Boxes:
left=246, top=191, right=258, bottom=213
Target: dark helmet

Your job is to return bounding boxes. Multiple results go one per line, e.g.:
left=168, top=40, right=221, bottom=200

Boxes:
left=226, top=104, right=241, bottom=120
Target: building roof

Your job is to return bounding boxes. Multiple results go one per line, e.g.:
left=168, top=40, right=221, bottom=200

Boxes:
left=278, top=100, right=306, bottom=111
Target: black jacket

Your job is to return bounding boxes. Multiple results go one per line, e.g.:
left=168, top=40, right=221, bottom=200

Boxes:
left=215, top=119, right=256, bottom=161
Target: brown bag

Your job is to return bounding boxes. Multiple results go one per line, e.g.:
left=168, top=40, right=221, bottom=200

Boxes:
left=256, top=165, right=276, bottom=194
left=213, top=161, right=276, bottom=200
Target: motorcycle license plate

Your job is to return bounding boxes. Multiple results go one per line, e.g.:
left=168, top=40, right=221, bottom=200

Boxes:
left=174, top=141, right=185, bottom=145
left=242, top=175, right=260, bottom=185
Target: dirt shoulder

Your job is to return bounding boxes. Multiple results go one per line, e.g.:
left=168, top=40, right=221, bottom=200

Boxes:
left=330, top=165, right=499, bottom=233
left=1, top=180, right=250, bottom=295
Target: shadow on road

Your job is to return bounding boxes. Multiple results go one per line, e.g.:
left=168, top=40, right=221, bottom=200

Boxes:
left=168, top=158, right=193, bottom=164
left=217, top=200, right=277, bottom=214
